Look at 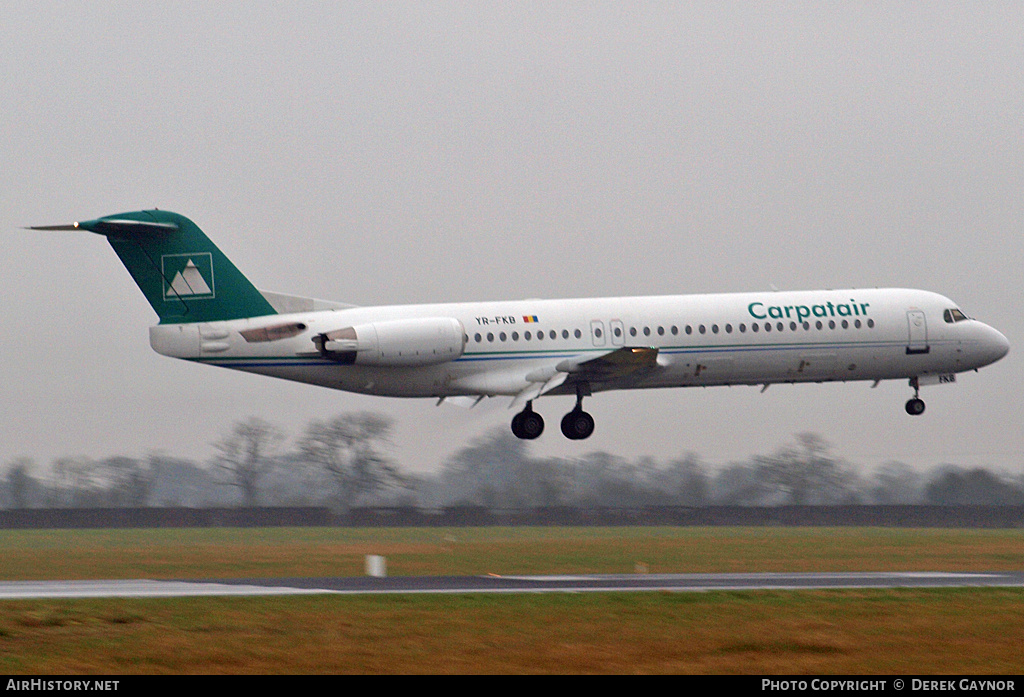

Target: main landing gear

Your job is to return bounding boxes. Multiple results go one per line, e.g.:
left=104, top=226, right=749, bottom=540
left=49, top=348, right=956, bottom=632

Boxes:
left=511, top=386, right=596, bottom=440
left=905, top=377, right=926, bottom=416
left=560, top=388, right=595, bottom=440
left=511, top=402, right=545, bottom=440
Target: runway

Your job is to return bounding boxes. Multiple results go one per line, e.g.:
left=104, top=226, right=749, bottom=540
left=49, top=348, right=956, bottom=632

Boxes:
left=1, top=571, right=1023, bottom=599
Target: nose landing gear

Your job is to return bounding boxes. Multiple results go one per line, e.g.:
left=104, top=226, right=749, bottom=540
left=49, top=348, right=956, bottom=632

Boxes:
left=905, top=377, right=926, bottom=416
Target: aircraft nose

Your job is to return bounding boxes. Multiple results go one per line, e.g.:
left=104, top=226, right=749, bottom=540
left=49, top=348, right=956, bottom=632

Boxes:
left=979, top=323, right=1010, bottom=365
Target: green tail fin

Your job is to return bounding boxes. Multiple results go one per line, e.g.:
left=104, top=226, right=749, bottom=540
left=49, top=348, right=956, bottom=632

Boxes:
left=75, top=210, right=277, bottom=324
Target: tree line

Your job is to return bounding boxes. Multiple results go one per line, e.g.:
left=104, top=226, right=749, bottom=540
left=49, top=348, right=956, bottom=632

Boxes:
left=2, top=415, right=1022, bottom=510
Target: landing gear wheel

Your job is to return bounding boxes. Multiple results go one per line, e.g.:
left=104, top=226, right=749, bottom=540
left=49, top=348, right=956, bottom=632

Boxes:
left=560, top=409, right=595, bottom=440
left=511, top=407, right=544, bottom=439
left=905, top=398, right=926, bottom=416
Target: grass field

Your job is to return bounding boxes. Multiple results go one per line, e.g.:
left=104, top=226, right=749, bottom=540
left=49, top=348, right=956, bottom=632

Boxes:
left=0, top=526, right=1022, bottom=674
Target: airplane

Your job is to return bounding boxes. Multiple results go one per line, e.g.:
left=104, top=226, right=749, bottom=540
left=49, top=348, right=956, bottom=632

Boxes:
left=31, top=209, right=1009, bottom=440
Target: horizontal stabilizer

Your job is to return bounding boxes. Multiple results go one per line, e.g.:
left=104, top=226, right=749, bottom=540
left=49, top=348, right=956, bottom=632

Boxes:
left=29, top=219, right=179, bottom=237
left=27, top=223, right=81, bottom=231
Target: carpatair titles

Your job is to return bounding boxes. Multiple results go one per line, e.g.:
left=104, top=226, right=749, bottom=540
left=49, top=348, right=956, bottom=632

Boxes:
left=748, top=300, right=870, bottom=323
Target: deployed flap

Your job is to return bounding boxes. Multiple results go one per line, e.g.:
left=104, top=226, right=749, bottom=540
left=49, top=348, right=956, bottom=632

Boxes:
left=510, top=372, right=569, bottom=411
left=509, top=346, right=659, bottom=410
left=557, top=346, right=660, bottom=380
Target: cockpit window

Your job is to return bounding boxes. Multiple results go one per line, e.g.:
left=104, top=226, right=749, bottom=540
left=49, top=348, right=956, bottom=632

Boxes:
left=943, top=308, right=969, bottom=323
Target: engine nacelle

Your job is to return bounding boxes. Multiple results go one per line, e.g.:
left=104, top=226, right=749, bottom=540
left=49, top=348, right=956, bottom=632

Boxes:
left=313, top=317, right=465, bottom=367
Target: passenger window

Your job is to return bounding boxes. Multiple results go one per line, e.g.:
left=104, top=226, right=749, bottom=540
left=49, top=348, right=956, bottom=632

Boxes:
left=671, top=326, right=678, bottom=335
left=512, top=332, right=519, bottom=341
left=657, top=326, right=664, bottom=336
left=475, top=333, right=482, bottom=343
left=575, top=329, right=582, bottom=338
left=499, top=332, right=507, bottom=341
left=562, top=329, right=569, bottom=339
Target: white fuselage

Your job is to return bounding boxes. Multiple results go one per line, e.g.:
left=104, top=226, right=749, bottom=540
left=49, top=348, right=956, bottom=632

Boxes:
left=149, top=287, right=1008, bottom=402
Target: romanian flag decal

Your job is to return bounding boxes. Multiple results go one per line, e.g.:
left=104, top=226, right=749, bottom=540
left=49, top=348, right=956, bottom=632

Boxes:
left=523, top=315, right=539, bottom=323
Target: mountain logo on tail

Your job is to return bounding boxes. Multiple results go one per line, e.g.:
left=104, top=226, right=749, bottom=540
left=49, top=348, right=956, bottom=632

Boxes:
left=162, top=253, right=215, bottom=300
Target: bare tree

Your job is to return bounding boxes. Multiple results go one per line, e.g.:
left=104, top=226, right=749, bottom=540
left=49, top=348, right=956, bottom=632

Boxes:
left=441, top=427, right=566, bottom=507
left=147, top=453, right=222, bottom=507
left=211, top=417, right=284, bottom=507
left=97, top=456, right=155, bottom=507
left=49, top=456, right=101, bottom=507
left=653, top=452, right=710, bottom=506
left=870, top=461, right=923, bottom=504
left=567, top=451, right=663, bottom=507
left=297, top=412, right=401, bottom=511
left=755, top=433, right=856, bottom=505
left=4, top=457, right=37, bottom=509
left=925, top=466, right=1024, bottom=505
left=710, top=461, right=771, bottom=505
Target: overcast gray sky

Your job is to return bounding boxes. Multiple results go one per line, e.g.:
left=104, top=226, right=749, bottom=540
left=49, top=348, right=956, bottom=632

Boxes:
left=2, top=2, right=1021, bottom=475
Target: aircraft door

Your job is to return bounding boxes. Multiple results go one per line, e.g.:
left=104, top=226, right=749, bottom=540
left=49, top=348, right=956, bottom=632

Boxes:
left=610, top=319, right=625, bottom=346
left=906, top=310, right=930, bottom=354
left=590, top=320, right=606, bottom=347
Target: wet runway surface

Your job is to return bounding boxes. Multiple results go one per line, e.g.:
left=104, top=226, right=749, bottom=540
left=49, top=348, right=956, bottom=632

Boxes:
left=2, top=571, right=1023, bottom=599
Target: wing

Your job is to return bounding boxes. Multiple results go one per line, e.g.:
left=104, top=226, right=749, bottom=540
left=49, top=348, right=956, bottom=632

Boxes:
left=510, top=346, right=660, bottom=410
